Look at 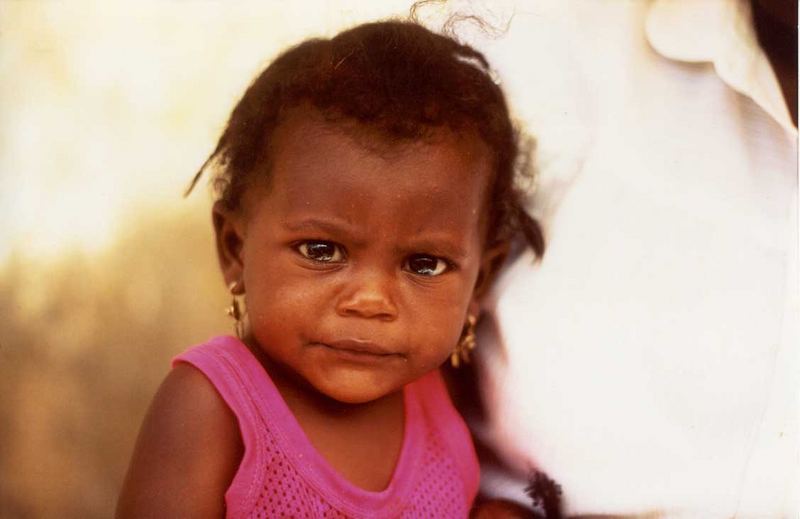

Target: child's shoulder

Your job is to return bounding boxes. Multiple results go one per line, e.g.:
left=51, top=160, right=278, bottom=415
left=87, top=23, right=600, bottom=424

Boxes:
left=171, top=336, right=277, bottom=419
left=172, top=334, right=248, bottom=368
left=116, top=342, right=243, bottom=517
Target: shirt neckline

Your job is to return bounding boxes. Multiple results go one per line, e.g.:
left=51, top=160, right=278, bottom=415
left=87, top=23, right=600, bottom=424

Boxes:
left=645, top=0, right=796, bottom=134
left=225, top=336, right=423, bottom=516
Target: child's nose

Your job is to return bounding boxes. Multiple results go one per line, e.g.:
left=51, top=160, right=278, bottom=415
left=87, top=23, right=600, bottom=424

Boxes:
left=335, top=268, right=398, bottom=321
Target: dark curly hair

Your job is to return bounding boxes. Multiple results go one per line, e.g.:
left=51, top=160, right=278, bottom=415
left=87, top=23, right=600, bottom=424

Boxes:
left=187, top=19, right=544, bottom=257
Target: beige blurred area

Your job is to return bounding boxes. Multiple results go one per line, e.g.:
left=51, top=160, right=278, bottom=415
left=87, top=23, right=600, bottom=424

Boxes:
left=0, top=1, right=417, bottom=516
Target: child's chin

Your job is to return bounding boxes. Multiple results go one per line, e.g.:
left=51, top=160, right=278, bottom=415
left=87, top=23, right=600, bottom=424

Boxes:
left=314, top=376, right=400, bottom=406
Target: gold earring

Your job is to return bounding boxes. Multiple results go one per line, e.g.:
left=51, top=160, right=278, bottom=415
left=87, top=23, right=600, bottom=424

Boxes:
left=450, top=314, right=477, bottom=368
left=226, top=281, right=244, bottom=339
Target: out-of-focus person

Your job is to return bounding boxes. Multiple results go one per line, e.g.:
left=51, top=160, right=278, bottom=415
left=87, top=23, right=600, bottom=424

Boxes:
left=472, top=0, right=797, bottom=516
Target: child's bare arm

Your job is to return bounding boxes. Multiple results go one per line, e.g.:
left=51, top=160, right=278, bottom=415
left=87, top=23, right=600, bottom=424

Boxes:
left=116, top=364, right=243, bottom=518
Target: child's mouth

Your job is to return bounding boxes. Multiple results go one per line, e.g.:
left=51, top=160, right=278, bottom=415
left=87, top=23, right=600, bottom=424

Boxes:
left=312, top=339, right=405, bottom=361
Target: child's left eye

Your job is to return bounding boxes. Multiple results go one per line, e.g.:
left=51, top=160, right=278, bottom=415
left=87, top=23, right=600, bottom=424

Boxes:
left=404, top=254, right=450, bottom=277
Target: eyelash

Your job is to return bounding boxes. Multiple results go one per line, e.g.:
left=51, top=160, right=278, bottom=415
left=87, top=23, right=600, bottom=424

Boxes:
left=295, top=240, right=346, bottom=263
left=293, top=240, right=453, bottom=277
left=404, top=254, right=452, bottom=277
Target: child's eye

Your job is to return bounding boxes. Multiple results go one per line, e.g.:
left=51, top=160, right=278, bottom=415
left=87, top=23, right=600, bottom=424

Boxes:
left=404, top=254, right=450, bottom=277
left=296, top=241, right=345, bottom=262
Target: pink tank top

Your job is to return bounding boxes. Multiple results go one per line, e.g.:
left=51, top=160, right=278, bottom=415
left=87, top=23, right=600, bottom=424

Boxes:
left=173, top=336, right=479, bottom=518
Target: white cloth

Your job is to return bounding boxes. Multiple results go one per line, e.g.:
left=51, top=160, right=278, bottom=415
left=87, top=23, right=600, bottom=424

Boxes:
left=476, top=0, right=798, bottom=516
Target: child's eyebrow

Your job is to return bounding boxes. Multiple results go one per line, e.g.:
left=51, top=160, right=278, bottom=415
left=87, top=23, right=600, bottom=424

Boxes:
left=283, top=218, right=365, bottom=245
left=284, top=218, right=470, bottom=259
left=398, top=237, right=469, bottom=261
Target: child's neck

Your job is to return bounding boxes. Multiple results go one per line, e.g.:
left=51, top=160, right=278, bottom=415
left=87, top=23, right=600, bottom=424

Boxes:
left=245, top=338, right=406, bottom=491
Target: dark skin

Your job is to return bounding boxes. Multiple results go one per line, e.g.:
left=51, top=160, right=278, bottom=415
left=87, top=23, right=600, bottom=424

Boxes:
left=116, top=365, right=243, bottom=517
left=751, top=0, right=798, bottom=125
left=244, top=341, right=406, bottom=491
left=117, top=109, right=507, bottom=516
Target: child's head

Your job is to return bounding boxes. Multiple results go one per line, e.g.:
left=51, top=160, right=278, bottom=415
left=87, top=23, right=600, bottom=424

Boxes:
left=195, top=20, right=544, bottom=404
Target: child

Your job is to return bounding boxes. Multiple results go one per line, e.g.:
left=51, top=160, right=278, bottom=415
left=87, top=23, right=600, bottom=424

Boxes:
left=117, top=19, right=544, bottom=518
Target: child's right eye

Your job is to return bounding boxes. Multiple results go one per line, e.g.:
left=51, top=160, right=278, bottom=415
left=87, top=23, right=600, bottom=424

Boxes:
left=295, top=241, right=346, bottom=263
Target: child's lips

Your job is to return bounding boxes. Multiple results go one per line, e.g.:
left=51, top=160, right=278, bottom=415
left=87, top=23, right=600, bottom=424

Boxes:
left=314, top=339, right=404, bottom=359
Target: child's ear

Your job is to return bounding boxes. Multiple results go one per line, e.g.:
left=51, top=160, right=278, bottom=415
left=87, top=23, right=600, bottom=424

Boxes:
left=212, top=201, right=246, bottom=290
left=470, top=240, right=510, bottom=312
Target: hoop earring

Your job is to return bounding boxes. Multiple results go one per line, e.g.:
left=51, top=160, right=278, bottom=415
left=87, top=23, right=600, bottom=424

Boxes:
left=226, top=281, right=245, bottom=339
left=450, top=314, right=477, bottom=368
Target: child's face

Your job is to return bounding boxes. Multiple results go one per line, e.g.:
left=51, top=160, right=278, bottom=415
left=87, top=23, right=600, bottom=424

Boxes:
left=216, top=110, right=498, bottom=405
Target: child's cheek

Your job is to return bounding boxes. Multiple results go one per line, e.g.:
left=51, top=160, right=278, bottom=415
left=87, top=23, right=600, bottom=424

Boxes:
left=403, top=293, right=466, bottom=361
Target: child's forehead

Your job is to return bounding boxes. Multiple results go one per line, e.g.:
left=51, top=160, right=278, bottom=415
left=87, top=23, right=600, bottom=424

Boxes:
left=271, top=104, right=492, bottom=167
left=241, top=105, right=495, bottom=228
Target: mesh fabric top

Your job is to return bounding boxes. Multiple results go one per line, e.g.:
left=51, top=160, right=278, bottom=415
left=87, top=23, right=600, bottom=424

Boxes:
left=173, top=336, right=479, bottom=518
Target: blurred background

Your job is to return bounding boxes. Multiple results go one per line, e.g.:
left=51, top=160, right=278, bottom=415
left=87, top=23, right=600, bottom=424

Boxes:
left=0, top=1, right=443, bottom=516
